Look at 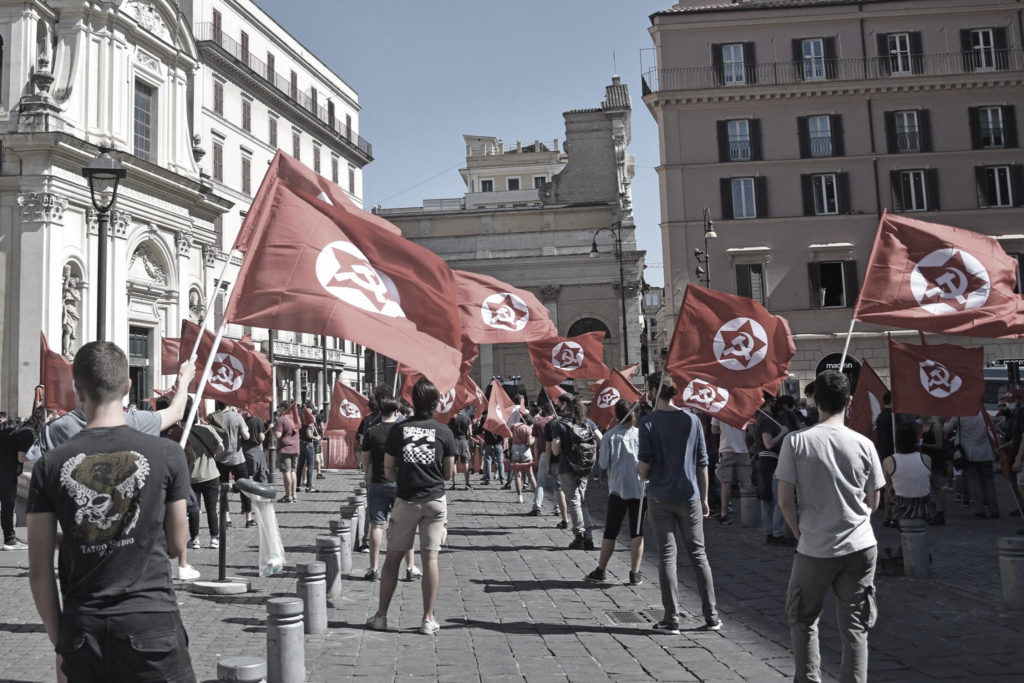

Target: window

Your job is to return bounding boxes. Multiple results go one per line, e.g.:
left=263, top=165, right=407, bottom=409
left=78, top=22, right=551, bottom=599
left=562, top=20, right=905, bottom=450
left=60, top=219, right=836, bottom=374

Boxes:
left=331, top=155, right=339, bottom=184
left=717, top=119, right=761, bottom=161
left=133, top=80, right=154, bottom=162
left=507, top=177, right=520, bottom=191
left=290, top=70, right=298, bottom=100
left=212, top=9, right=222, bottom=42
left=533, top=176, right=546, bottom=188
left=962, top=27, right=1008, bottom=71
left=976, top=165, right=1023, bottom=208
left=969, top=106, right=1018, bottom=149
left=213, top=79, right=223, bottom=116
left=723, top=44, right=745, bottom=85
left=268, top=114, right=278, bottom=147
left=328, top=101, right=336, bottom=128
left=793, top=37, right=836, bottom=80
left=736, top=263, right=766, bottom=305
left=728, top=177, right=756, bottom=219
left=887, top=33, right=912, bottom=74
left=348, top=166, right=356, bottom=194
left=345, top=114, right=352, bottom=140
left=266, top=52, right=275, bottom=80
left=313, top=145, right=321, bottom=173
left=808, top=261, right=858, bottom=308
left=891, top=169, right=938, bottom=212
left=884, top=110, right=932, bottom=153
left=212, top=138, right=223, bottom=182
left=241, top=154, right=252, bottom=196
left=240, top=31, right=249, bottom=66
left=311, top=87, right=318, bottom=112
left=798, top=114, right=843, bottom=158
left=801, top=173, right=850, bottom=215
left=241, top=97, right=251, bottom=133
left=480, top=179, right=494, bottom=193
left=292, top=129, right=300, bottom=160
left=877, top=32, right=923, bottom=75
left=712, top=42, right=755, bottom=86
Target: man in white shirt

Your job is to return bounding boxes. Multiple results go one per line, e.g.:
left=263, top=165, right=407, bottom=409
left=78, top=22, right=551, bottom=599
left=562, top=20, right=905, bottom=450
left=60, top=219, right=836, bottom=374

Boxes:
left=710, top=417, right=751, bottom=525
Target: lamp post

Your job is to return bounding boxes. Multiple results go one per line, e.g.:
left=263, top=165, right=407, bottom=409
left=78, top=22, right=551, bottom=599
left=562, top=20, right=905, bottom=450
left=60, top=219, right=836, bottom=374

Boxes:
left=590, top=222, right=630, bottom=365
left=693, top=206, right=717, bottom=288
left=81, top=147, right=126, bottom=342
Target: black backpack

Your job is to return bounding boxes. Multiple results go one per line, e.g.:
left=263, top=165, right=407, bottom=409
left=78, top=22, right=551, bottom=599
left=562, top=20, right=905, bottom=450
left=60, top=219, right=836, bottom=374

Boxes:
left=560, top=418, right=597, bottom=475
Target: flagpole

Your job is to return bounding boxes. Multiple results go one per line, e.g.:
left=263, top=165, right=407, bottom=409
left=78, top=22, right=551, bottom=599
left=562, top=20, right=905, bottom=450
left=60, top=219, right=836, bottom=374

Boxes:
left=187, top=249, right=236, bottom=361
left=178, top=316, right=230, bottom=449
left=837, top=318, right=856, bottom=374
left=757, top=407, right=784, bottom=429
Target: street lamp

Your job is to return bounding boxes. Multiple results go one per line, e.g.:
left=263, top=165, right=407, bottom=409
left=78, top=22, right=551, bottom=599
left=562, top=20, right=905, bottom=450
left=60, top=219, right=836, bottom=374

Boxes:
left=590, top=222, right=630, bottom=365
left=693, top=206, right=717, bottom=288
left=82, top=147, right=126, bottom=341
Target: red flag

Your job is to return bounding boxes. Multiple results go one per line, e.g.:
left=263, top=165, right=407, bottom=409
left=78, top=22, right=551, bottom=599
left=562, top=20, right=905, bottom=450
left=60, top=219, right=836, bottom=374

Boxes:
left=588, top=369, right=644, bottom=430
left=483, top=379, right=514, bottom=439
left=224, top=151, right=463, bottom=389
left=179, top=320, right=273, bottom=417
left=889, top=338, right=984, bottom=417
left=541, top=384, right=566, bottom=402
left=326, top=381, right=370, bottom=433
left=666, top=284, right=795, bottom=394
left=847, top=360, right=888, bottom=442
left=40, top=332, right=75, bottom=413
left=854, top=212, right=1024, bottom=337
left=398, top=369, right=460, bottom=422
left=620, top=363, right=640, bottom=378
left=454, top=270, right=557, bottom=343
left=162, top=337, right=180, bottom=375
left=283, top=403, right=300, bottom=430
left=527, top=331, right=608, bottom=384
left=672, top=374, right=766, bottom=430
left=300, top=405, right=317, bottom=427
left=464, top=377, right=488, bottom=417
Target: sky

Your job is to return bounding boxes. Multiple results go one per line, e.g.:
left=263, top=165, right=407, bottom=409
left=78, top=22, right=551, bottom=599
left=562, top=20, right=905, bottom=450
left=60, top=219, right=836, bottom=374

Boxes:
left=254, top=0, right=672, bottom=286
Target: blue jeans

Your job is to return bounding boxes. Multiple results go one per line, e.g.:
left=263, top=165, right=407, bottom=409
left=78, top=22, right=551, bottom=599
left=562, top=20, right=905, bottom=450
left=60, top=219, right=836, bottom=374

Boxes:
left=483, top=444, right=505, bottom=483
left=296, top=442, right=316, bottom=489
left=532, top=451, right=562, bottom=511
left=762, top=477, right=785, bottom=538
left=647, top=496, right=718, bottom=626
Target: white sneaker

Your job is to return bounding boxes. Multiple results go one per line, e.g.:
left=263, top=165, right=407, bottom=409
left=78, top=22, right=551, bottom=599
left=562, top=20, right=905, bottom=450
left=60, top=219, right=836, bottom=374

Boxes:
left=210, top=537, right=219, bottom=549
left=517, top=495, right=524, bottom=504
left=188, top=537, right=201, bottom=550
left=365, top=613, right=388, bottom=631
left=419, top=617, right=440, bottom=635
left=405, top=566, right=422, bottom=581
left=2, top=537, right=28, bottom=551
left=178, top=564, right=201, bottom=581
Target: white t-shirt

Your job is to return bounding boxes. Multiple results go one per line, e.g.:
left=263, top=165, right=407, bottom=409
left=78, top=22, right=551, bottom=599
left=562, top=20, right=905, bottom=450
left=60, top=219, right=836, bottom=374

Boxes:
left=775, top=423, right=885, bottom=559
left=713, top=418, right=748, bottom=454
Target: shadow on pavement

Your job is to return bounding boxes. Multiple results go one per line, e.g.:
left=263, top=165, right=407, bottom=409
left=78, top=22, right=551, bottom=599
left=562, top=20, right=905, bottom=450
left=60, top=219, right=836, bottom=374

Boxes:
left=0, top=623, right=45, bottom=633
left=469, top=578, right=595, bottom=592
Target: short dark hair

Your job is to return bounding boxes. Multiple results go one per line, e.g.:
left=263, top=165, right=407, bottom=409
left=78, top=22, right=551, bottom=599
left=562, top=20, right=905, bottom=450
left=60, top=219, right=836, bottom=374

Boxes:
left=895, top=421, right=918, bottom=454
left=814, top=370, right=850, bottom=415
left=804, top=382, right=815, bottom=397
left=72, top=341, right=130, bottom=405
left=615, top=400, right=636, bottom=427
left=378, top=396, right=400, bottom=416
left=521, top=412, right=534, bottom=427
left=215, top=400, right=227, bottom=411
left=411, top=378, right=440, bottom=419
left=645, top=372, right=677, bottom=402
left=155, top=396, right=171, bottom=411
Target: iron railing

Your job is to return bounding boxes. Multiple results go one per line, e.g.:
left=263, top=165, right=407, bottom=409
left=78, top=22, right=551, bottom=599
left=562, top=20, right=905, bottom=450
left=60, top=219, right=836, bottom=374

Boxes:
left=643, top=48, right=1024, bottom=94
left=195, top=23, right=372, bottom=158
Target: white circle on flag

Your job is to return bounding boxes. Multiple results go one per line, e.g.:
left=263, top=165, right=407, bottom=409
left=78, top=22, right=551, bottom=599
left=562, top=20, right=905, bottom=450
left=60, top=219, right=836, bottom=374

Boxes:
left=909, top=248, right=991, bottom=315
left=481, top=293, right=530, bottom=331
left=918, top=360, right=963, bottom=398
left=552, top=341, right=584, bottom=371
left=338, top=399, right=362, bottom=419
left=712, top=317, right=768, bottom=371
left=681, top=379, right=729, bottom=414
left=438, top=389, right=455, bottom=413
left=596, top=387, right=620, bottom=410
left=316, top=241, right=405, bottom=318
left=209, top=353, right=245, bottom=393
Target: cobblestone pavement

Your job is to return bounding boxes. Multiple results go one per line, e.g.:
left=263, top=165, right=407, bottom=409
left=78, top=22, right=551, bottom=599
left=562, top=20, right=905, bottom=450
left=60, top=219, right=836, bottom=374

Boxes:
left=1, top=467, right=1023, bottom=682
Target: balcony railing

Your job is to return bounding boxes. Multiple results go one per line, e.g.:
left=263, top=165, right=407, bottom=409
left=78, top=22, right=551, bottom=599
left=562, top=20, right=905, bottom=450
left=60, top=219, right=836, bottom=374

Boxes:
left=728, top=139, right=750, bottom=161
left=643, top=48, right=1024, bottom=94
left=195, top=23, right=372, bottom=159
left=895, top=130, right=921, bottom=153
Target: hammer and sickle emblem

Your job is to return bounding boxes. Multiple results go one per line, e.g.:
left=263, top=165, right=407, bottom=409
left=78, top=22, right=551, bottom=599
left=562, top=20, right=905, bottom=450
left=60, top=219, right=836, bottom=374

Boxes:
left=725, top=332, right=755, bottom=361
left=331, top=263, right=391, bottom=308
left=212, top=362, right=237, bottom=386
left=925, top=267, right=969, bottom=305
left=926, top=364, right=951, bottom=391
left=693, top=385, right=718, bottom=407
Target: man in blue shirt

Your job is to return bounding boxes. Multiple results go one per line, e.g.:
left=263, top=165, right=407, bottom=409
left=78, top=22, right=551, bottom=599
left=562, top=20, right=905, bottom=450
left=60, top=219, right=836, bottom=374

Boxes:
left=638, top=373, right=721, bottom=635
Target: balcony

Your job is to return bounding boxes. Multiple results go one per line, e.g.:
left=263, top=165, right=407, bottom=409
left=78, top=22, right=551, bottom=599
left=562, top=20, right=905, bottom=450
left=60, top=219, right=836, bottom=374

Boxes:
left=195, top=23, right=372, bottom=160
left=642, top=48, right=1024, bottom=94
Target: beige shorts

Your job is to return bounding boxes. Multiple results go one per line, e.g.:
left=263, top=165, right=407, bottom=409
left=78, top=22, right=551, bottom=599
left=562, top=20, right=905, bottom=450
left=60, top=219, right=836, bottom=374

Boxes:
left=387, top=496, right=448, bottom=552
left=717, top=450, right=752, bottom=487
left=278, top=453, right=298, bottom=473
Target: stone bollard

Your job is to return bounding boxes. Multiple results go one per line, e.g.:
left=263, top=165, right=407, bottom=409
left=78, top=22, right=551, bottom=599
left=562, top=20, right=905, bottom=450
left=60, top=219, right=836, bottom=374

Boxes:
left=739, top=487, right=759, bottom=528
left=316, top=534, right=344, bottom=606
left=349, top=495, right=367, bottom=549
left=339, top=504, right=358, bottom=556
left=899, top=518, right=930, bottom=578
left=998, top=536, right=1024, bottom=609
left=217, top=655, right=267, bottom=682
left=266, top=597, right=304, bottom=683
left=295, top=561, right=328, bottom=635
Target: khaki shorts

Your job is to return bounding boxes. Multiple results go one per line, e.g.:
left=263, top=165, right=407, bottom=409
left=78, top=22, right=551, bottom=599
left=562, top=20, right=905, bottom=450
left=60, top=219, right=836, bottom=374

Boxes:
left=716, top=450, right=752, bottom=487
left=278, top=453, right=298, bottom=473
left=387, top=496, right=447, bottom=552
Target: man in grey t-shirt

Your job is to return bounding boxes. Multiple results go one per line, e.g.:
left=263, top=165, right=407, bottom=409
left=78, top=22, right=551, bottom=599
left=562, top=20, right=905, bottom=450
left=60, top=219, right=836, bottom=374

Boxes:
left=776, top=370, right=886, bottom=683
left=209, top=402, right=252, bottom=528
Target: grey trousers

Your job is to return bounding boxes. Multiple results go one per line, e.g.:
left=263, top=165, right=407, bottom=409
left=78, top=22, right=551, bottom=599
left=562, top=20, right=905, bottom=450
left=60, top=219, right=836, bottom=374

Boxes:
left=559, top=471, right=591, bottom=537
left=785, top=546, right=877, bottom=683
left=647, top=497, right=718, bottom=625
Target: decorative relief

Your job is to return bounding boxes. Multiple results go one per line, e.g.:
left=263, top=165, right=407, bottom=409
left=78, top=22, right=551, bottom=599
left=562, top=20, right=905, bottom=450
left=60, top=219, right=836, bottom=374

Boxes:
left=188, top=288, right=204, bottom=323
left=18, top=192, right=68, bottom=223
left=129, top=243, right=167, bottom=284
left=175, top=229, right=194, bottom=257
left=124, top=1, right=172, bottom=42
left=202, top=244, right=220, bottom=268
left=537, top=285, right=561, bottom=301
left=61, top=264, right=84, bottom=358
left=135, top=49, right=160, bottom=73
left=112, top=210, right=133, bottom=238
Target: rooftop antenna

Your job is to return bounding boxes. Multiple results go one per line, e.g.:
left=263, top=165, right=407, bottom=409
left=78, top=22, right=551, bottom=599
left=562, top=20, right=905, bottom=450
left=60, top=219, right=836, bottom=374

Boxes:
left=612, top=49, right=617, bottom=75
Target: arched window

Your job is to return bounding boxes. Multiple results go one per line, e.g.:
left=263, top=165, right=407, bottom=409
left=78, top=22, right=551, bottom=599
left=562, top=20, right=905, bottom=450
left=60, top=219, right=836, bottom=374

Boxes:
left=566, top=317, right=611, bottom=339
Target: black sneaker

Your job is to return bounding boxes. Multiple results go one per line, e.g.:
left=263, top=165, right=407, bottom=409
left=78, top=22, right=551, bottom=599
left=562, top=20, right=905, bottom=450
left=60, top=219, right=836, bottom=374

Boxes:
left=556, top=520, right=568, bottom=530
left=652, top=620, right=680, bottom=635
left=582, top=537, right=597, bottom=551
left=568, top=534, right=586, bottom=550
left=584, top=568, right=607, bottom=583
left=717, top=514, right=733, bottom=525
left=629, top=571, right=643, bottom=586
left=316, top=473, right=326, bottom=480
left=527, top=508, right=541, bottom=517
left=501, top=483, right=512, bottom=490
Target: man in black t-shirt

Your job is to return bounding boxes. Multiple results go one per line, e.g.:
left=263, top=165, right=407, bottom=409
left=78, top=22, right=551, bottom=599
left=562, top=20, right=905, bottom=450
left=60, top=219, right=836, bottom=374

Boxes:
left=27, top=341, right=195, bottom=682
left=366, top=379, right=454, bottom=636
left=448, top=407, right=473, bottom=491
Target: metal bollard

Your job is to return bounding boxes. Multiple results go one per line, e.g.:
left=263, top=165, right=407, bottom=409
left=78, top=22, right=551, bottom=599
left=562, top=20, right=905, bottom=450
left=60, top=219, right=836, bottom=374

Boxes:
left=339, top=504, right=358, bottom=558
left=899, top=518, right=930, bottom=578
left=316, top=533, right=344, bottom=606
left=349, top=495, right=366, bottom=549
left=266, top=597, right=304, bottom=683
left=295, top=561, right=328, bottom=635
left=998, top=536, right=1024, bottom=609
left=739, top=486, right=759, bottom=528
left=217, top=655, right=267, bottom=682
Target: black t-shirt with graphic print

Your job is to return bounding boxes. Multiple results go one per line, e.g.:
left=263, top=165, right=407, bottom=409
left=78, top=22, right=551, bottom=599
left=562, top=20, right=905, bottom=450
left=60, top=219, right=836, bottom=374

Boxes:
left=27, top=425, right=191, bottom=617
left=363, top=421, right=398, bottom=484
left=384, top=417, right=455, bottom=503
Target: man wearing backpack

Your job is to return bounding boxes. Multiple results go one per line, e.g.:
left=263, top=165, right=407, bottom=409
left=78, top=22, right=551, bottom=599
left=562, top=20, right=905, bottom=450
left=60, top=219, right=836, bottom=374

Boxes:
left=638, top=373, right=721, bottom=634
left=551, top=393, right=599, bottom=550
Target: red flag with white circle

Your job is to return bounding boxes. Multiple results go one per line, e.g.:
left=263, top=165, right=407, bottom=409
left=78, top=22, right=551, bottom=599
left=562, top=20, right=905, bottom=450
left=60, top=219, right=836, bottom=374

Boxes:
left=888, top=338, right=983, bottom=417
